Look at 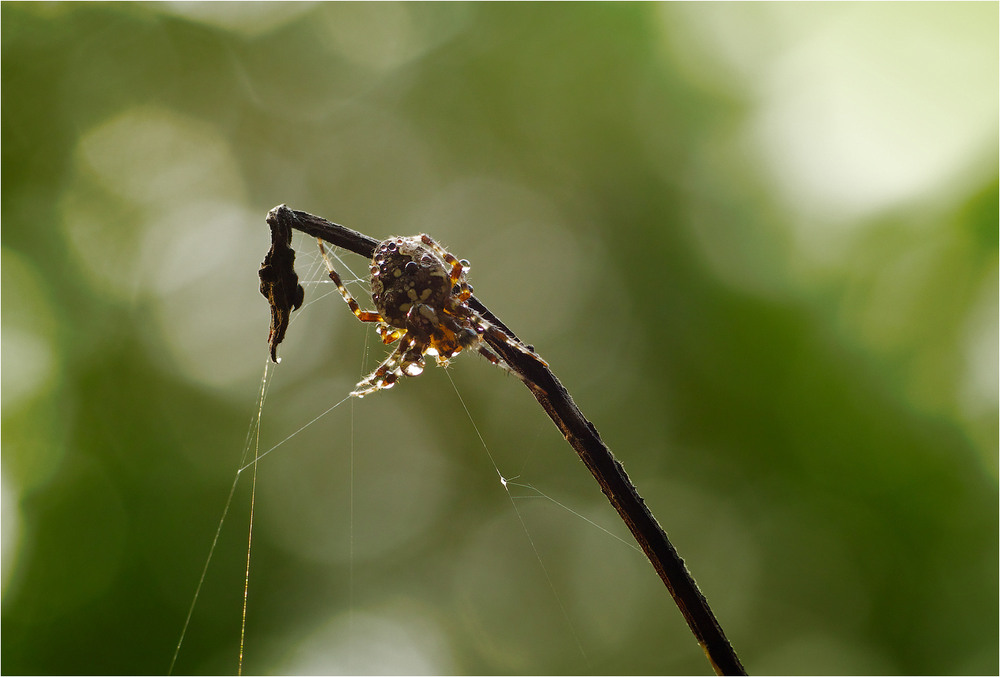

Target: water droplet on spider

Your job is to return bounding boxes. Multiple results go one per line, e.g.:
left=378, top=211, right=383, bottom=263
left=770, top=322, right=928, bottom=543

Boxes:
left=404, top=362, right=424, bottom=377
left=404, top=261, right=419, bottom=274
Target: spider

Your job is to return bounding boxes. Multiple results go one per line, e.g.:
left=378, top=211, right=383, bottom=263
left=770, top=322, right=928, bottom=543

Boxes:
left=318, top=234, right=512, bottom=397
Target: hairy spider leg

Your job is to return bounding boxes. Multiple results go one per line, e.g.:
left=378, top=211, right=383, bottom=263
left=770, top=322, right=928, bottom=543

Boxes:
left=315, top=239, right=425, bottom=395
left=318, top=240, right=403, bottom=346
left=352, top=305, right=446, bottom=395
left=317, top=240, right=384, bottom=323
left=477, top=345, right=502, bottom=365
left=354, top=350, right=402, bottom=395
left=483, top=324, right=547, bottom=367
left=327, top=268, right=383, bottom=323
left=352, top=334, right=425, bottom=396
left=419, top=234, right=474, bottom=301
left=375, top=323, right=404, bottom=346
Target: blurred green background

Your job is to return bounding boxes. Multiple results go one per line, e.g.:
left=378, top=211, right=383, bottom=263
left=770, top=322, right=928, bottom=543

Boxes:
left=2, top=3, right=997, bottom=675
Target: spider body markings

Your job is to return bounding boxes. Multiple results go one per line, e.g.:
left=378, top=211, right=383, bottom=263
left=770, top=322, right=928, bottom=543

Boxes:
left=319, top=234, right=510, bottom=397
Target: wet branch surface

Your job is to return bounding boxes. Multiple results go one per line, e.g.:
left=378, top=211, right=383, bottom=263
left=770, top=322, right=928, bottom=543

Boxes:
left=260, top=205, right=747, bottom=676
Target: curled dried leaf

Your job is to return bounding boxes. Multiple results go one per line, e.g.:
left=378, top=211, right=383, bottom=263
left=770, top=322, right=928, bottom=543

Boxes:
left=259, top=205, right=305, bottom=362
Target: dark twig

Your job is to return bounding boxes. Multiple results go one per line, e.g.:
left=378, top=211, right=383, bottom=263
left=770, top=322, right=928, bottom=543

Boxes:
left=260, top=205, right=747, bottom=675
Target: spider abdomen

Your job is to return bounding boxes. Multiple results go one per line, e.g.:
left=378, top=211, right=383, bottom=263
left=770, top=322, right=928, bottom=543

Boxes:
left=370, top=236, right=455, bottom=328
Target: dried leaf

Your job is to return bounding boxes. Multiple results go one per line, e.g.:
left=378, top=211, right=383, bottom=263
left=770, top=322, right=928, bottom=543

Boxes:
left=259, top=205, right=305, bottom=362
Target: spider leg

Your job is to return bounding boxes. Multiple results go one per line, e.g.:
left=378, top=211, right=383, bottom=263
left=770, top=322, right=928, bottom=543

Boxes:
left=483, top=324, right=548, bottom=367
left=318, top=240, right=383, bottom=324
left=454, top=283, right=473, bottom=302
left=352, top=341, right=407, bottom=396
left=352, top=334, right=430, bottom=397
left=376, top=322, right=403, bottom=345
left=420, top=234, right=469, bottom=289
left=477, top=344, right=504, bottom=366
